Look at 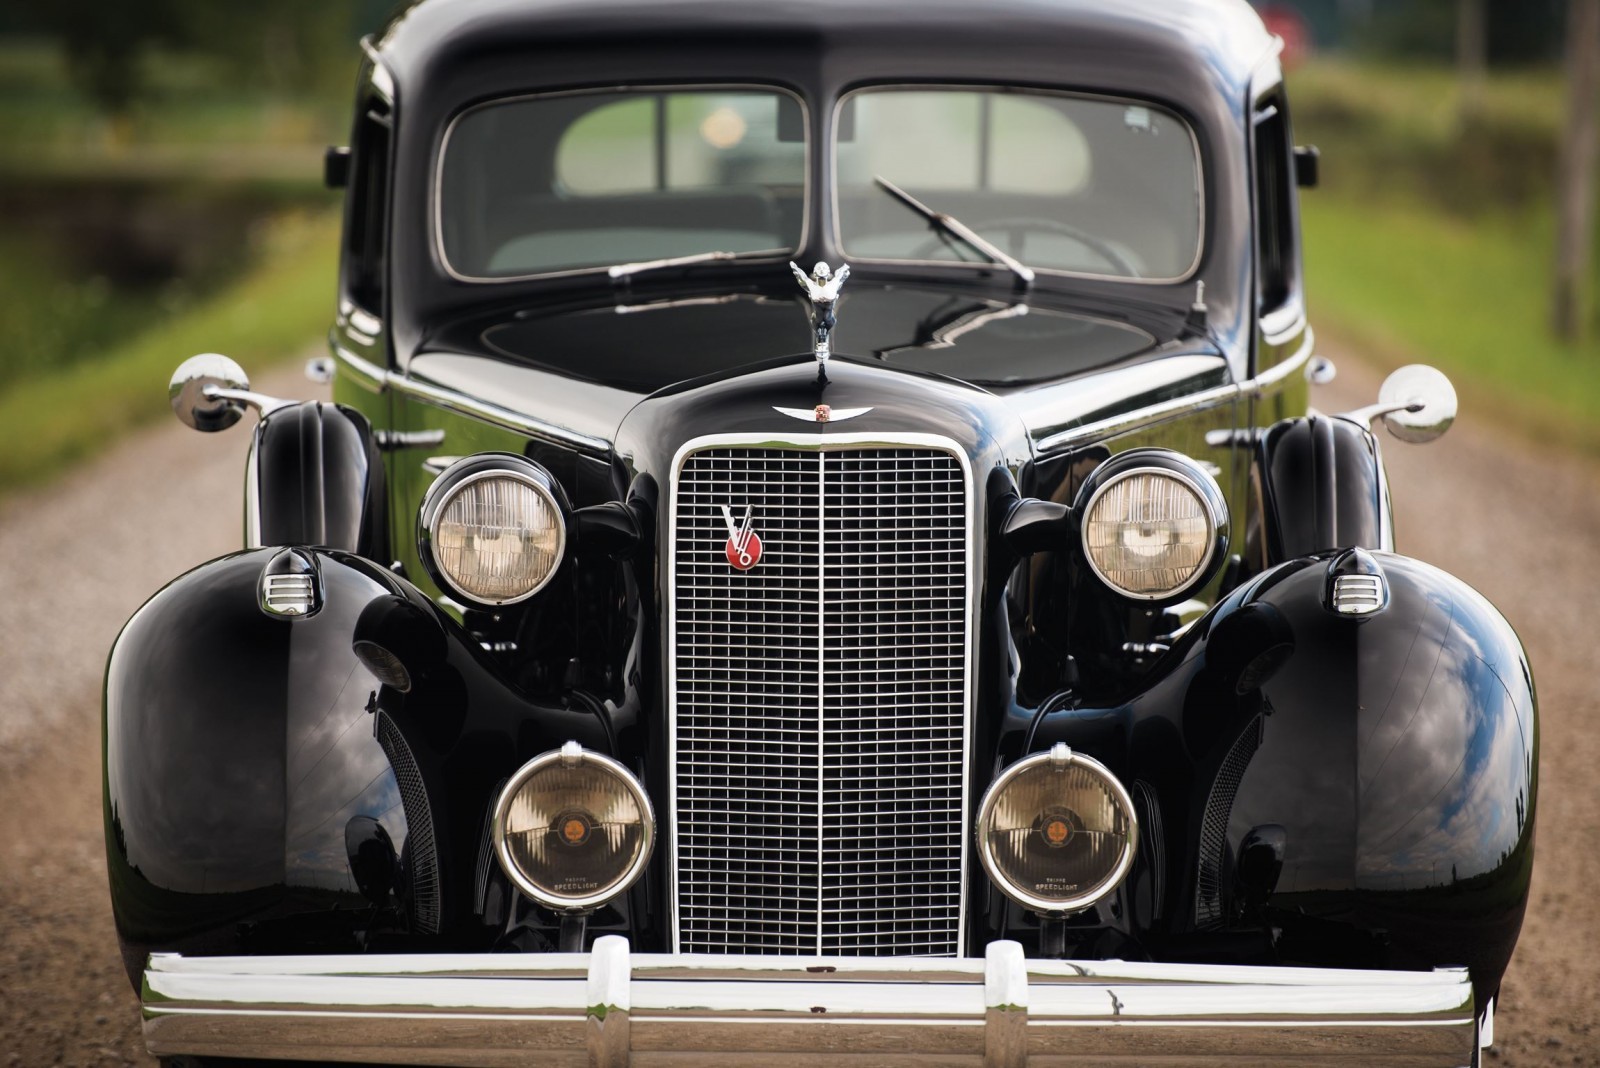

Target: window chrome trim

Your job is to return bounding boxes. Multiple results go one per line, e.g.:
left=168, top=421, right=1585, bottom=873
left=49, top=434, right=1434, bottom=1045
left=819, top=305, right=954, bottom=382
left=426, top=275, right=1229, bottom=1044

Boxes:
left=665, top=431, right=976, bottom=956
left=829, top=84, right=1206, bottom=288
left=1035, top=329, right=1314, bottom=454
left=433, top=83, right=812, bottom=285
left=359, top=37, right=395, bottom=106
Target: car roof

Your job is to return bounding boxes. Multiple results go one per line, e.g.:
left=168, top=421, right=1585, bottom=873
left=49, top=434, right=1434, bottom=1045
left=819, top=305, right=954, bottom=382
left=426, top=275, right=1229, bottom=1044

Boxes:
left=375, top=0, right=1276, bottom=106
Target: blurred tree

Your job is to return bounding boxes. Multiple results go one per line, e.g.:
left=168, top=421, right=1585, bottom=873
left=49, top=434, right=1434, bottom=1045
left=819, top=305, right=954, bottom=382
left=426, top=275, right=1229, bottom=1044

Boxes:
left=13, top=0, right=186, bottom=116
left=7, top=1, right=381, bottom=118
left=1554, top=0, right=1600, bottom=342
left=1351, top=0, right=1563, bottom=64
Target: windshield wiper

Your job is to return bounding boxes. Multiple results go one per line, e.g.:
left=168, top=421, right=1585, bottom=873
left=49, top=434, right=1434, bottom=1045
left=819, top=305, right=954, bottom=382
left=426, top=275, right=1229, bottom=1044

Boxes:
left=873, top=176, right=1034, bottom=290
left=607, top=249, right=740, bottom=281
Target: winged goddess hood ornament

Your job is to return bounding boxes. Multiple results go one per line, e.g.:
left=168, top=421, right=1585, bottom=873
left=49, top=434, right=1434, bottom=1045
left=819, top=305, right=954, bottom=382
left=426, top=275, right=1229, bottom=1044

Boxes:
left=790, top=260, right=850, bottom=380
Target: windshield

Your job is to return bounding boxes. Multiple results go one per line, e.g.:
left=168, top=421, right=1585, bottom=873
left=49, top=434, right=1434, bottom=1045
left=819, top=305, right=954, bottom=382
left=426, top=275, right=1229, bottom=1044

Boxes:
left=439, top=88, right=808, bottom=280
left=834, top=88, right=1202, bottom=282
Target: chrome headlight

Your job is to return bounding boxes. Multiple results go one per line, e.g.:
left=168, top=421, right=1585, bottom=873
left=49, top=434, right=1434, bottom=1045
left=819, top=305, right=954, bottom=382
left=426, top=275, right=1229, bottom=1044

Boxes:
left=419, top=455, right=567, bottom=606
left=977, top=744, right=1137, bottom=914
left=1079, top=450, right=1228, bottom=602
left=493, top=742, right=655, bottom=911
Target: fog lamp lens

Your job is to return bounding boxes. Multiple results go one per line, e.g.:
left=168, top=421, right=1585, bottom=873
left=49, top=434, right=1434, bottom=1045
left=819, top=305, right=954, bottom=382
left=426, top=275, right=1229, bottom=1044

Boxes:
left=493, top=742, right=654, bottom=910
left=431, top=471, right=563, bottom=604
left=1083, top=468, right=1215, bottom=599
left=977, top=744, right=1137, bottom=914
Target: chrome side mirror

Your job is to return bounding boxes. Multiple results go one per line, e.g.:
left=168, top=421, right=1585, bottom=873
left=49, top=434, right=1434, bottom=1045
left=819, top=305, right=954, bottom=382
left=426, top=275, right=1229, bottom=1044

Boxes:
left=1376, top=364, right=1456, bottom=444
left=169, top=354, right=292, bottom=432
left=1339, top=363, right=1457, bottom=445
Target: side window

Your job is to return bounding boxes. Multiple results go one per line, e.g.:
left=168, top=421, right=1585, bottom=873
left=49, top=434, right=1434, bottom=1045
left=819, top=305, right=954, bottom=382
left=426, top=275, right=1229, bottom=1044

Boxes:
left=1253, top=91, right=1298, bottom=316
left=344, top=97, right=392, bottom=319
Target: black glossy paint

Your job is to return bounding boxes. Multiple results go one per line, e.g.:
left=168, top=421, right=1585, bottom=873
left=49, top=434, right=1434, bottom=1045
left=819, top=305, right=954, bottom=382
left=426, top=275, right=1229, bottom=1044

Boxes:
left=109, top=0, right=1538, bottom=1017
left=1258, top=414, right=1388, bottom=559
left=1011, top=552, right=1535, bottom=1007
left=373, top=0, right=1270, bottom=378
left=253, top=402, right=386, bottom=557
left=104, top=549, right=610, bottom=983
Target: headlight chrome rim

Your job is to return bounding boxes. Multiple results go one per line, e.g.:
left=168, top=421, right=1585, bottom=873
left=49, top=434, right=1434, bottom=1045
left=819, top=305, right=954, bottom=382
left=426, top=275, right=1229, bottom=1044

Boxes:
left=418, top=454, right=568, bottom=607
left=976, top=744, right=1139, bottom=915
left=1079, top=457, right=1226, bottom=603
left=492, top=742, right=655, bottom=912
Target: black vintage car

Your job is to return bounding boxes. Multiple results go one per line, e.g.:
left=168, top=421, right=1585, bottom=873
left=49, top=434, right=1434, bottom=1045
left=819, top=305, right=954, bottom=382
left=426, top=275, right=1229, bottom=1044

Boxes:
left=108, top=1, right=1535, bottom=1065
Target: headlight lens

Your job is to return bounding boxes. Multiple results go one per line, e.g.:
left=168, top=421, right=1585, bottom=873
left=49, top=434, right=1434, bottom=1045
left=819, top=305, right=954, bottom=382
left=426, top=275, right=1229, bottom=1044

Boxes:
left=1082, top=467, right=1217, bottom=600
left=423, top=461, right=565, bottom=606
left=977, top=744, right=1137, bottom=914
left=493, top=742, right=654, bottom=911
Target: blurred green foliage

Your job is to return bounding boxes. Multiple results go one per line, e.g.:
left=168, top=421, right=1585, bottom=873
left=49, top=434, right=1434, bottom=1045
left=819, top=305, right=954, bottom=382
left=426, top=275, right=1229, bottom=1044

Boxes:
left=0, top=212, right=338, bottom=491
left=0, top=10, right=368, bottom=489
left=4, top=0, right=392, bottom=116
left=1292, top=59, right=1600, bottom=449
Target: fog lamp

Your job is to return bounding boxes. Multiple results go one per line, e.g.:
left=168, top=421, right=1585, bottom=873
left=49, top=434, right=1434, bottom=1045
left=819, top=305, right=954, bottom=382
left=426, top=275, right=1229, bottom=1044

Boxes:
left=420, top=455, right=566, bottom=606
left=977, top=744, right=1137, bottom=914
left=1080, top=455, right=1225, bottom=601
left=493, top=741, right=654, bottom=911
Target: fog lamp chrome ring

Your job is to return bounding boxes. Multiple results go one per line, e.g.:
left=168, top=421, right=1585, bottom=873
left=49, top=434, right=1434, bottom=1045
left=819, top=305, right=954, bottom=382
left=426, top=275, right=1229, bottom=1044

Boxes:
left=976, top=744, right=1139, bottom=915
left=492, top=742, right=654, bottom=912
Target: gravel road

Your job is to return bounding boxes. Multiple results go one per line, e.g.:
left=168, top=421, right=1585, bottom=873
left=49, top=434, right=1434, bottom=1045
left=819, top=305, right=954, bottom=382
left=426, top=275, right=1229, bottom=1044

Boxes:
left=0, top=355, right=1595, bottom=1066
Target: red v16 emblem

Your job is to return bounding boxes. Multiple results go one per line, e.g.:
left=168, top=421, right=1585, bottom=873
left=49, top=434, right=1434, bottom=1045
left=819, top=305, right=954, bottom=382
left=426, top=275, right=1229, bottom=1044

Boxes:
left=719, top=504, right=763, bottom=571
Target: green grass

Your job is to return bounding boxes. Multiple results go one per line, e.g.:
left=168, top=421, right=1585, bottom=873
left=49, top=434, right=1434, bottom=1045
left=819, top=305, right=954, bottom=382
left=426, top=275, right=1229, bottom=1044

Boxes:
left=1303, top=197, right=1600, bottom=450
left=1292, top=58, right=1600, bottom=452
left=0, top=211, right=339, bottom=492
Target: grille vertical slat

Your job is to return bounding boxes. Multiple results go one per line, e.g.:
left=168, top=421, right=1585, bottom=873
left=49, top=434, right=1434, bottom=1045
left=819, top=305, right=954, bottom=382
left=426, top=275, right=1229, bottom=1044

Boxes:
left=672, top=442, right=969, bottom=956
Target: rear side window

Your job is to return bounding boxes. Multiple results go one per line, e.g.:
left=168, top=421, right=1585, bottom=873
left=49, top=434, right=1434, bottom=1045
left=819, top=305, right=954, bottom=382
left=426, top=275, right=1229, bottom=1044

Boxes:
left=344, top=99, right=392, bottom=317
left=1253, top=91, right=1298, bottom=315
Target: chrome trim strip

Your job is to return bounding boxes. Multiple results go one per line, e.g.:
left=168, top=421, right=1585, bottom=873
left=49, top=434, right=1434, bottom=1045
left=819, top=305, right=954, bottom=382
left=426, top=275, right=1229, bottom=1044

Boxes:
left=666, top=432, right=976, bottom=957
left=243, top=431, right=262, bottom=549
left=433, top=84, right=812, bottom=285
left=330, top=340, right=388, bottom=391
left=329, top=340, right=613, bottom=453
left=830, top=85, right=1207, bottom=288
left=391, top=373, right=612, bottom=453
left=143, top=946, right=1476, bottom=1067
left=1035, top=329, right=1313, bottom=453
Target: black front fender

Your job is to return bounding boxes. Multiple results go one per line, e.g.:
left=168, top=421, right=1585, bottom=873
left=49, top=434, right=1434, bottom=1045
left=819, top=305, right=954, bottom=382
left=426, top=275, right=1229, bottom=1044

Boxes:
left=103, top=549, right=605, bottom=986
left=1029, top=551, right=1535, bottom=1006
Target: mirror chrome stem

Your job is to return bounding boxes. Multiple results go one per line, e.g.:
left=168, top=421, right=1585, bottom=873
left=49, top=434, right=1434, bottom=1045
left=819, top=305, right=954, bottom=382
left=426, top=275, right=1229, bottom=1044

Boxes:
left=1339, top=400, right=1424, bottom=431
left=203, top=385, right=296, bottom=419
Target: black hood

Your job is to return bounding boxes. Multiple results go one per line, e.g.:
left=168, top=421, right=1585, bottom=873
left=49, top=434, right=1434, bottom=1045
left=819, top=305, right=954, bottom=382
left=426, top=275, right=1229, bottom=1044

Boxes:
left=438, top=280, right=1169, bottom=396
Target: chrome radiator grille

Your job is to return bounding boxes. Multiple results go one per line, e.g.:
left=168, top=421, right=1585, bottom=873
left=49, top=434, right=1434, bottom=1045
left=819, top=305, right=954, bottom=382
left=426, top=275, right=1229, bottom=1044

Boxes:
left=671, top=439, right=970, bottom=956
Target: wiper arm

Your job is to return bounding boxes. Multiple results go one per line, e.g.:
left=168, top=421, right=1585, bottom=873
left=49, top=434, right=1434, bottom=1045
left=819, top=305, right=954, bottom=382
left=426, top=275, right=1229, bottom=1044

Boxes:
left=873, top=176, right=1034, bottom=289
left=607, top=249, right=739, bottom=281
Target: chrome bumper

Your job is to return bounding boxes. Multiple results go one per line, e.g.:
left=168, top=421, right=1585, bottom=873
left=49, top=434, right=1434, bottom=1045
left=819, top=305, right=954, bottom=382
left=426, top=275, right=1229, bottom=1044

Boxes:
left=144, top=938, right=1477, bottom=1066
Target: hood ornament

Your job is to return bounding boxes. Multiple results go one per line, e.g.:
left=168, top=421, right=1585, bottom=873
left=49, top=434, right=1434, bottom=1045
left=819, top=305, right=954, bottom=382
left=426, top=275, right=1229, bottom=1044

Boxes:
left=790, top=260, right=850, bottom=380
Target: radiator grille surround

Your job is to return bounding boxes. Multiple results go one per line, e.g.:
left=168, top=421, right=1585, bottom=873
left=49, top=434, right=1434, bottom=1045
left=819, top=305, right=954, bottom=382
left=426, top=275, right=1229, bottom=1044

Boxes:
left=668, top=434, right=973, bottom=956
